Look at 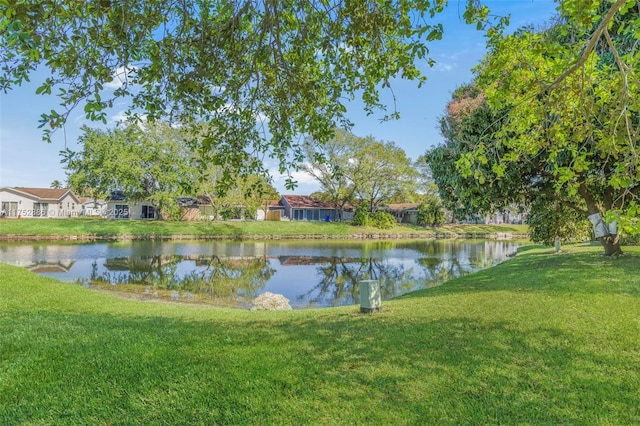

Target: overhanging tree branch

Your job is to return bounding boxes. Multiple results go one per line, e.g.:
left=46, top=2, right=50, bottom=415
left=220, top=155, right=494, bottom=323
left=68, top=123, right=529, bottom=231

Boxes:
left=542, top=0, right=628, bottom=92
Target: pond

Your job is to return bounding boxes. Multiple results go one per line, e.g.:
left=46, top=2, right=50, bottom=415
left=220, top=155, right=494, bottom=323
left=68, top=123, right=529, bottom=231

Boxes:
left=0, top=239, right=519, bottom=309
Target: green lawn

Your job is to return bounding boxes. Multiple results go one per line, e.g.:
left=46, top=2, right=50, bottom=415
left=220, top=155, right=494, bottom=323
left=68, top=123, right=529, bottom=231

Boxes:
left=1, top=243, right=638, bottom=424
left=0, top=217, right=529, bottom=239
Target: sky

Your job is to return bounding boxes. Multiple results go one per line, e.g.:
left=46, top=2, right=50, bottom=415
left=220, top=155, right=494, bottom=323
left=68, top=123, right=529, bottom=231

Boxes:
left=0, top=0, right=560, bottom=195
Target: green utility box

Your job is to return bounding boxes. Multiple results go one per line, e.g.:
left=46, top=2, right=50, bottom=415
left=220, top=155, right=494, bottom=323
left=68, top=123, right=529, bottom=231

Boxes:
left=359, top=280, right=381, bottom=313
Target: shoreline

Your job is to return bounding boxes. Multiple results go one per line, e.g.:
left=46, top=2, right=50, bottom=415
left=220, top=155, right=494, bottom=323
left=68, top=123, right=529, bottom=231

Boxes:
left=0, top=232, right=528, bottom=242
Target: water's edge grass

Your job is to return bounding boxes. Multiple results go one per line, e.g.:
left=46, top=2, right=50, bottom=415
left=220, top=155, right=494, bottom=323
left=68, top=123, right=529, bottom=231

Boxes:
left=1, top=243, right=638, bottom=424
left=0, top=218, right=529, bottom=240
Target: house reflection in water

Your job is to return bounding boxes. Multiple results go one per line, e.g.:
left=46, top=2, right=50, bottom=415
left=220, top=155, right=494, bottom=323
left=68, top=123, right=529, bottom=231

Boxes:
left=27, top=260, right=75, bottom=274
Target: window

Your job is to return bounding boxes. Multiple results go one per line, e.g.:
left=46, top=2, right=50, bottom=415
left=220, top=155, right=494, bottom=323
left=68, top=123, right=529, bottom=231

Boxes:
left=33, top=202, right=48, bottom=217
left=141, top=205, right=155, bottom=219
left=2, top=202, right=18, bottom=217
left=320, top=209, right=334, bottom=221
left=114, top=204, right=129, bottom=219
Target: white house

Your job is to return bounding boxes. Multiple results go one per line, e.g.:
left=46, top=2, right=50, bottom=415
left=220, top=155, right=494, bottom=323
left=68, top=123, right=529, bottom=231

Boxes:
left=0, top=187, right=82, bottom=218
left=105, top=191, right=158, bottom=219
left=484, top=206, right=527, bottom=224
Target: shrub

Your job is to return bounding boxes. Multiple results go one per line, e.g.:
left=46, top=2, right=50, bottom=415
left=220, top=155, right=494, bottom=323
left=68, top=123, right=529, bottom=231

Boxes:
left=526, top=200, right=591, bottom=246
left=352, top=205, right=396, bottom=229
left=351, top=204, right=371, bottom=226
left=417, top=199, right=445, bottom=227
left=371, top=211, right=396, bottom=229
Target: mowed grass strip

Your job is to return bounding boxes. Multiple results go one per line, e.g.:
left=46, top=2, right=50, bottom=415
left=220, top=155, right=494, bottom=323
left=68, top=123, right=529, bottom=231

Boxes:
left=1, top=244, right=638, bottom=424
left=0, top=217, right=529, bottom=238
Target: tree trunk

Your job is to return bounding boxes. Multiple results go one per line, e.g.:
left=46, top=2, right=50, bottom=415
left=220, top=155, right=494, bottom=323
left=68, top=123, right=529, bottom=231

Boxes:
left=599, top=234, right=623, bottom=257
left=579, top=183, right=623, bottom=257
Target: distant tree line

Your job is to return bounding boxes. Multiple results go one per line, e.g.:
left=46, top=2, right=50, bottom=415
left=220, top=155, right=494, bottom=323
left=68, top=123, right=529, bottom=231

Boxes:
left=61, top=123, right=445, bottom=227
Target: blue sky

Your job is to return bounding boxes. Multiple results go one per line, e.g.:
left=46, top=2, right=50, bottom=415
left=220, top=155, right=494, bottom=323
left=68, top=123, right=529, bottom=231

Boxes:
left=0, top=0, right=559, bottom=195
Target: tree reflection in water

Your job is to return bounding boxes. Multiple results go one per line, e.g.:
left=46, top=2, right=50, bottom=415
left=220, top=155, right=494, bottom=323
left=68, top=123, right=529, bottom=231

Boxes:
left=413, top=240, right=502, bottom=287
left=4, top=239, right=518, bottom=308
left=85, top=254, right=275, bottom=307
left=297, top=240, right=515, bottom=307
left=298, top=256, right=416, bottom=307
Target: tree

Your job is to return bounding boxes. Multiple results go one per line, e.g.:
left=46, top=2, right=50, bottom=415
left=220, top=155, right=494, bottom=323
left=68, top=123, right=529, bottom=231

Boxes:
left=195, top=153, right=279, bottom=220
left=417, top=196, right=445, bottom=227
left=248, top=176, right=280, bottom=221
left=525, top=195, right=592, bottom=251
left=413, top=154, right=440, bottom=199
left=61, top=121, right=197, bottom=218
left=426, top=84, right=527, bottom=221
left=300, top=129, right=360, bottom=220
left=50, top=180, right=62, bottom=189
left=2, top=0, right=481, bottom=192
left=302, top=129, right=418, bottom=214
left=426, top=2, right=639, bottom=256
left=426, top=82, right=621, bottom=250
left=351, top=136, right=419, bottom=212
left=4, top=0, right=633, bottom=202
left=469, top=1, right=639, bottom=255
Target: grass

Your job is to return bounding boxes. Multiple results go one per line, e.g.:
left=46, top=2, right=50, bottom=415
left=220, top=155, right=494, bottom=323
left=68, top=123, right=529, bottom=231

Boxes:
left=1, top=243, right=638, bottom=424
left=0, top=217, right=529, bottom=239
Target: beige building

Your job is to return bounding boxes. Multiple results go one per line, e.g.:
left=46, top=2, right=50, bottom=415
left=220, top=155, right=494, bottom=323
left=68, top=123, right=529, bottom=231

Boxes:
left=0, top=187, right=81, bottom=218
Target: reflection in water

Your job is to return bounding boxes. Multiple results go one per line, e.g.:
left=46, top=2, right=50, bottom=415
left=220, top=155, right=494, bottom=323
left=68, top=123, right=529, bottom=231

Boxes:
left=0, top=240, right=518, bottom=309
left=27, top=260, right=75, bottom=274
left=300, top=256, right=417, bottom=307
left=87, top=255, right=275, bottom=308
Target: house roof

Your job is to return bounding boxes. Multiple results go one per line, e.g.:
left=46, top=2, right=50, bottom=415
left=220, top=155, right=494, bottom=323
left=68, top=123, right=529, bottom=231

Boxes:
left=281, top=195, right=334, bottom=209
left=196, top=195, right=212, bottom=205
left=78, top=197, right=106, bottom=204
left=385, top=203, right=420, bottom=212
left=4, top=187, right=80, bottom=203
left=177, top=195, right=212, bottom=207
left=105, top=191, right=127, bottom=202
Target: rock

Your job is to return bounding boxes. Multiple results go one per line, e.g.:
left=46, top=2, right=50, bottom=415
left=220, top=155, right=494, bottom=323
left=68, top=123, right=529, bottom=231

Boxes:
left=251, top=292, right=292, bottom=311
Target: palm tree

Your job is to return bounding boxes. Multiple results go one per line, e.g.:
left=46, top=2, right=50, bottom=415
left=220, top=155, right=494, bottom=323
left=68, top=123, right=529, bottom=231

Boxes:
left=50, top=180, right=63, bottom=189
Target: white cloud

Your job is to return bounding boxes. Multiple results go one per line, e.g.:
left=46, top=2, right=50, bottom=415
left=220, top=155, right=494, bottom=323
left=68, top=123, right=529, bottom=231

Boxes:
left=105, top=66, right=137, bottom=89
left=269, top=166, right=321, bottom=194
left=282, top=169, right=318, bottom=185
left=434, top=62, right=454, bottom=72
left=110, top=110, right=148, bottom=131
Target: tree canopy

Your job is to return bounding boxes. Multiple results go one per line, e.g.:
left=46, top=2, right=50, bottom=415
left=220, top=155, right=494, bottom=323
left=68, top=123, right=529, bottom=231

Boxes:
left=302, top=128, right=418, bottom=213
left=3, top=0, right=637, bottom=218
left=61, top=122, right=197, bottom=218
left=300, top=129, right=360, bottom=219
left=426, top=0, right=639, bottom=255
left=352, top=136, right=418, bottom=212
left=2, top=0, right=491, bottom=190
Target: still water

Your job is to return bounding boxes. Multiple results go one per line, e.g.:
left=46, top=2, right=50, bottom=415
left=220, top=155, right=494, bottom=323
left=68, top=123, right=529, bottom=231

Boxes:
left=0, top=239, right=518, bottom=309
